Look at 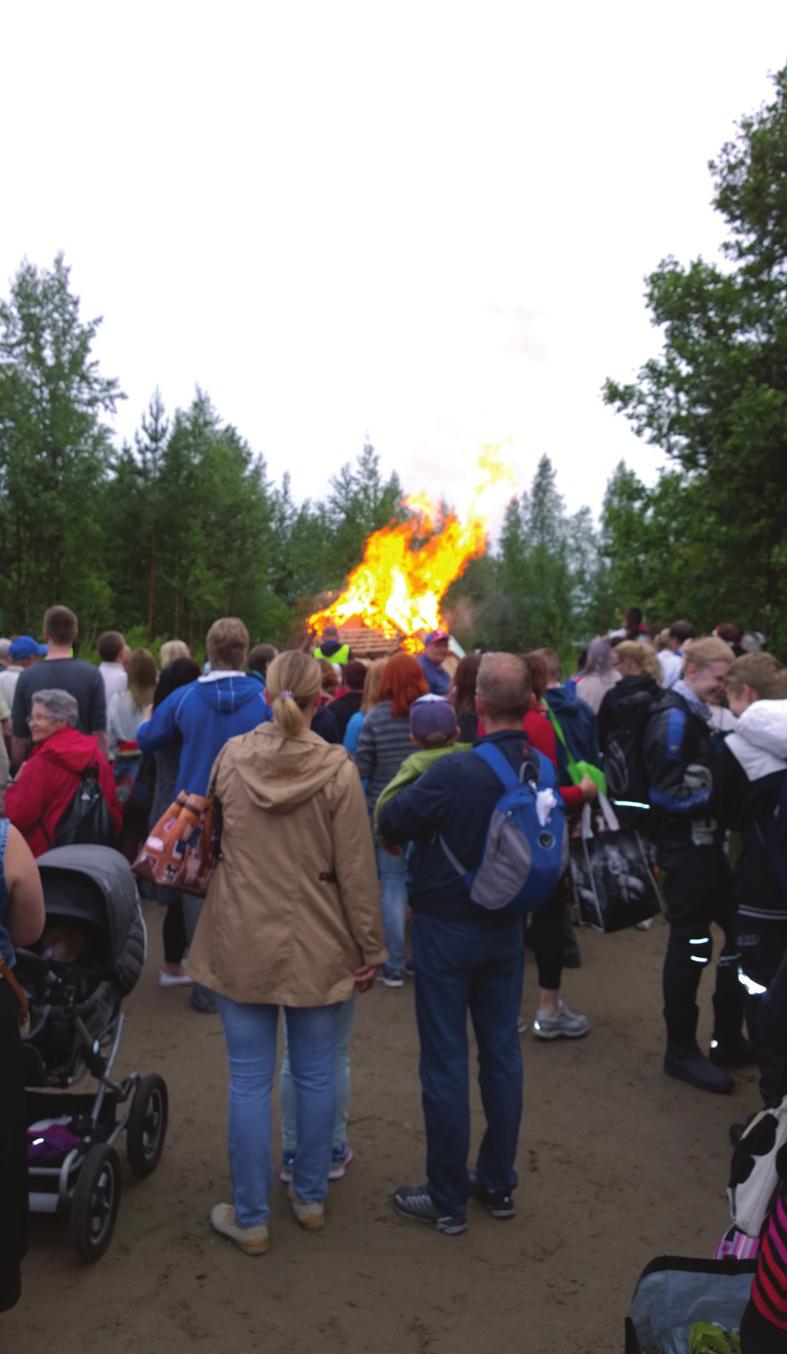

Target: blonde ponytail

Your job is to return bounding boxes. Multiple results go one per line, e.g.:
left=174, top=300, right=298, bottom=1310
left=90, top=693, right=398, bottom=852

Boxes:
left=266, top=652, right=322, bottom=737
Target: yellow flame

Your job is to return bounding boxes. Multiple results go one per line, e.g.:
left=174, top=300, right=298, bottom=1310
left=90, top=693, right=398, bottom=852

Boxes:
left=308, top=444, right=514, bottom=650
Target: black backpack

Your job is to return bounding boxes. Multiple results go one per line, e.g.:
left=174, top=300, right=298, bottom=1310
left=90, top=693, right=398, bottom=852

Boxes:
left=600, top=680, right=661, bottom=818
left=55, top=765, right=115, bottom=848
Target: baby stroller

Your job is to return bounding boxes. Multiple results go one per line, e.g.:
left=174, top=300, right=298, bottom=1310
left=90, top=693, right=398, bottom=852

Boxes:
left=15, top=845, right=169, bottom=1263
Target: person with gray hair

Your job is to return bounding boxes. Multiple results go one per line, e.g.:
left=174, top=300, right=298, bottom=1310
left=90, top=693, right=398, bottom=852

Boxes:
left=379, top=652, right=565, bottom=1235
left=5, top=688, right=121, bottom=857
left=576, top=638, right=621, bottom=715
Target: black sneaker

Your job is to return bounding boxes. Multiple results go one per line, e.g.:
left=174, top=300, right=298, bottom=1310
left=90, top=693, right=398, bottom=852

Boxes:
left=468, top=1169, right=516, bottom=1220
left=392, top=1185, right=466, bottom=1235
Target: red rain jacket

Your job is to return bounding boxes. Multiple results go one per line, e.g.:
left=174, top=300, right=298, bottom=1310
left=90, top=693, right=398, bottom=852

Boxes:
left=5, top=728, right=122, bottom=857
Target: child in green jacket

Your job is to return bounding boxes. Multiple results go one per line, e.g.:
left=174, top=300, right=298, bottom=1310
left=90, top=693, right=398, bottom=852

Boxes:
left=374, top=694, right=471, bottom=843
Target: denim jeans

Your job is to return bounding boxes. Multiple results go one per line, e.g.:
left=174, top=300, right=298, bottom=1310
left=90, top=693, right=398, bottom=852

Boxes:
left=412, top=910, right=524, bottom=1215
left=280, top=995, right=355, bottom=1152
left=215, top=996, right=342, bottom=1226
left=377, top=843, right=408, bottom=974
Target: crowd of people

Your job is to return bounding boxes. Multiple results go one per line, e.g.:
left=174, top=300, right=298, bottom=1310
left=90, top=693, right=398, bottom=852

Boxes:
left=2, top=603, right=787, bottom=1347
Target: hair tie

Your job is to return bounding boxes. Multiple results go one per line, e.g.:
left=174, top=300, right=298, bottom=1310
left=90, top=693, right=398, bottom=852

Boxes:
left=280, top=689, right=295, bottom=700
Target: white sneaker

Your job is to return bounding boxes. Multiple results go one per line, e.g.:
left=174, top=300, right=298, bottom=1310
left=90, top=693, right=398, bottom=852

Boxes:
left=158, top=967, right=192, bottom=987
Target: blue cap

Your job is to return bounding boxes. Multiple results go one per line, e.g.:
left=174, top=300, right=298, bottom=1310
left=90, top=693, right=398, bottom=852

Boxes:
left=410, top=694, right=457, bottom=742
left=10, top=636, right=47, bottom=659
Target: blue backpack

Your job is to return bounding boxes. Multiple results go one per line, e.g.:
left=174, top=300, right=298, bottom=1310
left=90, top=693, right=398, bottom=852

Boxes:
left=441, top=743, right=568, bottom=914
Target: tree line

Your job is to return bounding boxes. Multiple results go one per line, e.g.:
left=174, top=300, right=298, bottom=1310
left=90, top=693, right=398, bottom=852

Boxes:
left=0, top=67, right=784, bottom=659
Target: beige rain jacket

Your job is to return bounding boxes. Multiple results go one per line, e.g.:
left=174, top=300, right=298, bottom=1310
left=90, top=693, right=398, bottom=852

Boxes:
left=188, top=721, right=387, bottom=1006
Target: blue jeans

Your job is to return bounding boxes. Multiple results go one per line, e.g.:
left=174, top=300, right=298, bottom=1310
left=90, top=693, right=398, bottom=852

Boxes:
left=412, top=911, right=524, bottom=1215
left=377, top=843, right=408, bottom=974
left=280, top=996, right=355, bottom=1152
left=215, top=996, right=342, bottom=1226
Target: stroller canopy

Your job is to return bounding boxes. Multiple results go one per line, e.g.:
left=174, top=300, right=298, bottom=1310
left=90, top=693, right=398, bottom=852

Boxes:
left=37, top=845, right=147, bottom=993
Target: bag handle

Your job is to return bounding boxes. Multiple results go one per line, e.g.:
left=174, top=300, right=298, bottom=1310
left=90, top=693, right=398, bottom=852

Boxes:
left=580, top=794, right=621, bottom=840
left=544, top=703, right=608, bottom=796
left=596, top=792, right=621, bottom=833
left=544, top=705, right=583, bottom=785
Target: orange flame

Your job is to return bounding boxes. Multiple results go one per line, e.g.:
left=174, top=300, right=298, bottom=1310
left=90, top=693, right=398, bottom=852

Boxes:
left=308, top=446, right=515, bottom=651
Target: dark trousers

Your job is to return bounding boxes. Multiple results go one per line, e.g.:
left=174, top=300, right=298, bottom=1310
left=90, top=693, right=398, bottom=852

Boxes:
left=412, top=911, right=524, bottom=1215
left=661, top=845, right=743, bottom=1047
left=528, top=880, right=567, bottom=990
left=754, top=948, right=787, bottom=1105
left=162, top=896, right=187, bottom=965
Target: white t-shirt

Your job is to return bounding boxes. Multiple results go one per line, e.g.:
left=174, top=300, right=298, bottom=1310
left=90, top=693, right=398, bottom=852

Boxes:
left=0, top=665, right=22, bottom=709
left=658, top=650, right=683, bottom=689
left=99, top=661, right=128, bottom=705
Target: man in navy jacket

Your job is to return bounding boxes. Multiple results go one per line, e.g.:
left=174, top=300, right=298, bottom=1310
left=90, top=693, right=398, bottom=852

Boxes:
left=379, top=652, right=539, bottom=1235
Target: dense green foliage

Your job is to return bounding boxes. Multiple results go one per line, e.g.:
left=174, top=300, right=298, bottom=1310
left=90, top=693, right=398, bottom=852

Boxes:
left=0, top=70, right=783, bottom=659
left=604, top=66, right=787, bottom=653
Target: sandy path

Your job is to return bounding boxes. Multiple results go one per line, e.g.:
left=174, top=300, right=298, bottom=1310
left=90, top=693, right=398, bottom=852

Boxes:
left=2, top=904, right=757, bottom=1354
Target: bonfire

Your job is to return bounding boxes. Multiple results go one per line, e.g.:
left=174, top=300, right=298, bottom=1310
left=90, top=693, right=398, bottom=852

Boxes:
left=307, top=446, right=514, bottom=654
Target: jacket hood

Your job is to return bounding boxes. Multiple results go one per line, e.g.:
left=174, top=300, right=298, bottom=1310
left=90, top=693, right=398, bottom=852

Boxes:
left=194, top=673, right=267, bottom=713
left=36, top=728, right=100, bottom=773
left=225, top=721, right=350, bottom=813
left=726, top=699, right=787, bottom=781
left=547, top=687, right=586, bottom=715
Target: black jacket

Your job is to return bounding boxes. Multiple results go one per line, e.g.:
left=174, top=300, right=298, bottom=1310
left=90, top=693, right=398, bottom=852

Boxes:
left=330, top=690, right=362, bottom=740
left=643, top=688, right=723, bottom=865
left=715, top=703, right=787, bottom=914
left=378, top=730, right=537, bottom=921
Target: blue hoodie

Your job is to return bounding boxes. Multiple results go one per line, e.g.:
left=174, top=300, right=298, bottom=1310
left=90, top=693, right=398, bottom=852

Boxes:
left=137, top=674, right=271, bottom=795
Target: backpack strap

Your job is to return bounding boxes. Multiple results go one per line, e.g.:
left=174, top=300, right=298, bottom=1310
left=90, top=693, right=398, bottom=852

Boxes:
left=473, top=741, right=519, bottom=790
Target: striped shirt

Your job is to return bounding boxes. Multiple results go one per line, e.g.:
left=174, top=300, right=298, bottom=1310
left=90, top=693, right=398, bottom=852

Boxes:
left=354, top=701, right=415, bottom=813
left=752, top=1189, right=787, bottom=1326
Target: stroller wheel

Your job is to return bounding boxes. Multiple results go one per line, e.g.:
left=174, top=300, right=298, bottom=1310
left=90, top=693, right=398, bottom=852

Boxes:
left=69, top=1144, right=122, bottom=1263
left=127, top=1074, right=169, bottom=1178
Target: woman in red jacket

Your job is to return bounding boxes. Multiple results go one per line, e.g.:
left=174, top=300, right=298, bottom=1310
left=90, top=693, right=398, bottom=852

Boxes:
left=5, top=688, right=122, bottom=856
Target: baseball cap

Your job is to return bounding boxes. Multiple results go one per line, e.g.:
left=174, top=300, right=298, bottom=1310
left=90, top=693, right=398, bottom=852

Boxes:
left=10, top=636, right=47, bottom=660
left=410, top=694, right=458, bottom=742
left=424, top=629, right=450, bottom=645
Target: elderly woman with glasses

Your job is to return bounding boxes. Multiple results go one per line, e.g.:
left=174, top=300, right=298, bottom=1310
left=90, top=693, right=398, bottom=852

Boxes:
left=5, top=688, right=121, bottom=857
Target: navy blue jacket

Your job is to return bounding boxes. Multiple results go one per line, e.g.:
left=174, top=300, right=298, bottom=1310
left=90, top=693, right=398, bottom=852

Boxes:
left=417, top=653, right=451, bottom=696
left=543, top=686, right=601, bottom=782
left=378, top=730, right=538, bottom=921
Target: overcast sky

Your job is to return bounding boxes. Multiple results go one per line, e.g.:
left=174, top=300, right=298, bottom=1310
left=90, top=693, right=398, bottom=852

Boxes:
left=1, top=2, right=784, bottom=526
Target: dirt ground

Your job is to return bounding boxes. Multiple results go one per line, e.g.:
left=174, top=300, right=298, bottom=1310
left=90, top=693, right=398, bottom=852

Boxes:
left=3, top=902, right=759, bottom=1354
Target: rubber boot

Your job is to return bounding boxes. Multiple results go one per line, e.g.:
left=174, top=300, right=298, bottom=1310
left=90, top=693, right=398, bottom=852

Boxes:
left=710, top=958, right=752, bottom=1066
left=664, top=1003, right=734, bottom=1094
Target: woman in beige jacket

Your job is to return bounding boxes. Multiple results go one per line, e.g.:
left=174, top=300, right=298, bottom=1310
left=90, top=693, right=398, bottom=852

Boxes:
left=189, top=651, right=386, bottom=1255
